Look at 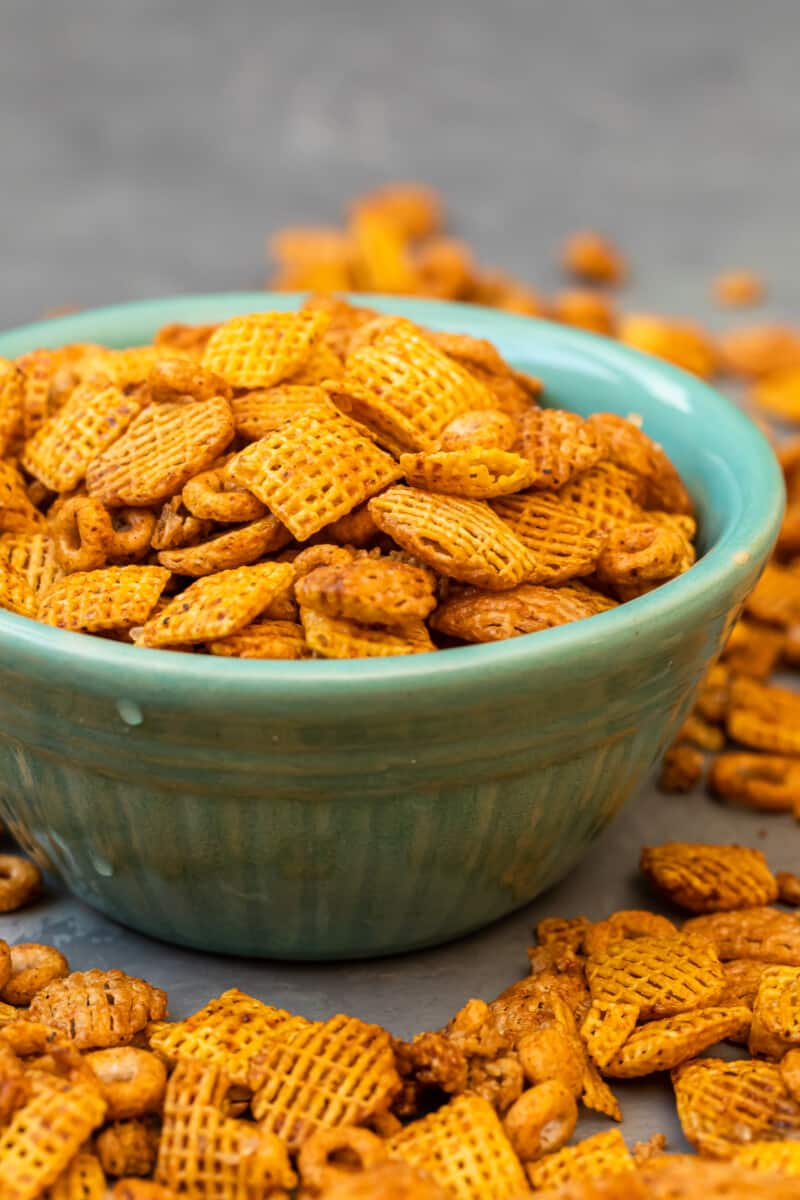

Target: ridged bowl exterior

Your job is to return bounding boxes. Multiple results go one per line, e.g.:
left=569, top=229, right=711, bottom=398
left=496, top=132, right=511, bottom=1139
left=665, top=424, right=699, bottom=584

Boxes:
left=0, top=294, right=784, bottom=959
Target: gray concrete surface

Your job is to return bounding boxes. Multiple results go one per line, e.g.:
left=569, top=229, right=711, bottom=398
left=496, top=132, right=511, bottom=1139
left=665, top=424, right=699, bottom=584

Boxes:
left=3, top=0, right=800, bottom=1155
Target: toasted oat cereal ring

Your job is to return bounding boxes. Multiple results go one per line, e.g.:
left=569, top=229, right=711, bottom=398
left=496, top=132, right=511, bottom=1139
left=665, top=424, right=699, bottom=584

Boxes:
left=301, top=609, right=434, bottom=658
left=86, top=396, right=235, bottom=507
left=561, top=230, right=626, bottom=285
left=0, top=460, right=47, bottom=535
left=0, top=358, right=24, bottom=457
left=150, top=497, right=213, bottom=551
left=619, top=313, right=717, bottom=379
left=138, top=562, right=294, bottom=647
left=203, top=310, right=329, bottom=388
left=516, top=408, right=606, bottom=489
left=431, top=581, right=617, bottom=643
left=298, top=1126, right=387, bottom=1193
left=492, top=492, right=607, bottom=585
left=157, top=515, right=290, bottom=577
left=596, top=522, right=687, bottom=586
left=604, top=1006, right=751, bottom=1078
left=579, top=1001, right=639, bottom=1070
left=525, top=1129, right=635, bottom=1192
left=673, top=1056, right=800, bottom=1157
left=517, top=1028, right=583, bottom=1099
left=503, top=1082, right=577, bottom=1163
left=0, top=943, right=68, bottom=1006
left=40, top=565, right=170, bottom=632
left=296, top=557, right=436, bottom=625
left=726, top=676, right=800, bottom=755
left=208, top=618, right=307, bottom=659
left=96, top=1118, right=160, bottom=1179
left=370, top=486, right=535, bottom=590
left=51, top=496, right=114, bottom=574
left=641, top=842, right=778, bottom=914
left=182, top=468, right=267, bottom=523
left=709, top=752, right=800, bottom=812
left=0, top=561, right=38, bottom=618
left=399, top=447, right=533, bottom=499
left=583, top=911, right=678, bottom=958
left=148, top=356, right=231, bottom=404
left=438, top=408, right=517, bottom=453
left=286, top=543, right=357, bottom=578
left=0, top=857, right=41, bottom=915
left=107, top=509, right=158, bottom=562
left=86, top=1048, right=167, bottom=1120
left=683, top=906, right=800, bottom=966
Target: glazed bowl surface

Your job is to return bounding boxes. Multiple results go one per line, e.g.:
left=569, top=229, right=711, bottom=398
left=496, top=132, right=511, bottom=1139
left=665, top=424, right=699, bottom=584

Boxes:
left=0, top=293, right=783, bottom=958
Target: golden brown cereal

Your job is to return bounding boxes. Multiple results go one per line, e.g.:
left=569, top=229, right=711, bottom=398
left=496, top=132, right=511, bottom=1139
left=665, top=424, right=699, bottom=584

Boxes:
left=0, top=856, right=42, bottom=913
left=586, top=935, right=725, bottom=1019
left=370, top=486, right=535, bottom=590
left=470, top=269, right=547, bottom=316
left=156, top=1058, right=296, bottom=1197
left=673, top=1056, right=800, bottom=1158
left=181, top=468, right=266, bottom=523
left=0, top=532, right=63, bottom=602
left=0, top=561, right=38, bottom=618
left=753, top=368, right=800, bottom=421
left=18, top=348, right=57, bottom=439
left=709, top=753, right=800, bottom=813
left=713, top=271, right=765, bottom=307
left=640, top=1157, right=800, bottom=1197
left=249, top=1013, right=401, bottom=1150
left=749, top=967, right=800, bottom=1059
left=683, top=907, right=800, bottom=965
left=778, top=872, right=800, bottom=906
left=22, top=381, right=141, bottom=493
left=30, top=969, right=167, bottom=1050
left=85, top=1048, right=167, bottom=1120
left=502, top=1081, right=577, bottom=1162
left=150, top=497, right=213, bottom=552
left=675, top=712, right=725, bottom=752
left=431, top=581, right=617, bottom=642
left=745, top=562, right=800, bottom=628
left=465, top=1054, right=524, bottom=1115
left=414, top=237, right=475, bottom=300
left=156, top=515, right=290, bottom=577
left=604, top=1007, right=751, bottom=1078
left=386, top=1092, right=528, bottom=1200
left=40, top=565, right=170, bottom=633
left=732, top=1140, right=800, bottom=1177
left=580, top=1001, right=639, bottom=1070
left=296, top=557, right=436, bottom=625
left=349, top=182, right=444, bottom=241
left=392, top=1032, right=468, bottom=1115
left=585, top=412, right=694, bottom=515
left=106, top=508, right=158, bottom=563
left=0, top=1071, right=107, bottom=1200
left=288, top=336, right=345, bottom=386
left=208, top=618, right=307, bottom=659
left=112, top=1181, right=178, bottom=1200
left=399, top=446, right=533, bottom=499
left=619, top=313, right=717, bottom=379
left=516, top=407, right=606, bottom=489
left=726, top=676, right=800, bottom=755
left=596, top=522, right=688, bottom=586
left=561, top=231, right=627, bottom=285
left=552, top=290, right=616, bottom=335
left=339, top=321, right=492, bottom=452
left=301, top=608, right=434, bottom=658
left=657, top=743, right=705, bottom=793
left=298, top=1126, right=387, bottom=1193
left=269, top=226, right=355, bottom=292
left=230, top=404, right=402, bottom=542
left=718, top=960, right=770, bottom=1017
left=96, top=1120, right=160, bottom=1179
left=535, top=915, right=591, bottom=954
left=526, top=1130, right=635, bottom=1192
left=0, top=1042, right=29, bottom=1126
left=0, top=357, right=24, bottom=456
left=0, top=461, right=46, bottom=535
left=438, top=408, right=518, bottom=453
left=320, top=502, right=379, bottom=548
left=137, top=562, right=293, bottom=647
left=1, top=944, right=68, bottom=1006
left=517, top=1027, right=584, bottom=1099
left=640, top=843, right=778, bottom=914
left=148, top=357, right=231, bottom=404
left=43, top=1150, right=106, bottom=1200
left=86, top=397, right=235, bottom=507
left=202, top=310, right=329, bottom=388
left=583, top=910, right=678, bottom=957
left=722, top=622, right=786, bottom=679
left=350, top=208, right=420, bottom=293
left=229, top=385, right=334, bottom=440
left=51, top=496, right=114, bottom=574
left=719, top=324, right=800, bottom=378
left=781, top=1048, right=800, bottom=1102
left=557, top=461, right=645, bottom=530
left=491, top=492, right=606, bottom=584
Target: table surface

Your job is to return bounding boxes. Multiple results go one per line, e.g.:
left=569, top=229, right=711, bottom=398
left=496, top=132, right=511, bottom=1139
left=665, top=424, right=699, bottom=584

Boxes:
left=3, top=0, right=800, bottom=1155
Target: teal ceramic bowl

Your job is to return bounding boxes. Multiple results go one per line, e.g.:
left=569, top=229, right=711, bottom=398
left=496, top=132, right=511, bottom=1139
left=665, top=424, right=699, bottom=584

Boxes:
left=0, top=294, right=784, bottom=959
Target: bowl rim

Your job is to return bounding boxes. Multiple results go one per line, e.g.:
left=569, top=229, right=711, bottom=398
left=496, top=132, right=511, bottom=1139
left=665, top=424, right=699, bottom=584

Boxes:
left=0, top=292, right=785, bottom=700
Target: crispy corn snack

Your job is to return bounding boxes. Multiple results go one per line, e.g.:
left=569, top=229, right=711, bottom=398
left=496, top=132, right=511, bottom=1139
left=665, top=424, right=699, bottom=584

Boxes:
left=0, top=461, right=46, bottom=535
left=148, top=357, right=231, bottom=405
left=29, top=970, right=167, bottom=1051
left=0, top=533, right=63, bottom=600
left=583, top=910, right=678, bottom=957
left=229, top=385, right=333, bottom=440
left=86, top=397, right=234, bottom=507
left=586, top=935, right=725, bottom=1019
left=438, top=408, right=518, bottom=452
left=675, top=711, right=725, bottom=751
left=596, top=522, right=689, bottom=586
left=516, top=408, right=605, bottom=489
left=585, top=412, right=693, bottom=515
left=231, top=404, right=401, bottom=541
left=96, top=1119, right=160, bottom=1179
left=296, top=557, right=436, bottom=625
left=580, top=1002, right=639, bottom=1070
left=749, top=967, right=800, bottom=1059
left=492, top=492, right=606, bottom=584
left=604, top=1007, right=751, bottom=1078
left=640, top=842, right=778, bottom=913
left=557, top=462, right=644, bottom=530
left=181, top=468, right=266, bottom=524
left=202, top=310, right=329, bottom=388
left=684, top=907, right=800, bottom=965
left=39, top=565, right=170, bottom=632
left=51, top=496, right=114, bottom=574
left=726, top=676, right=800, bottom=755
left=745, top=562, right=800, bottom=627
left=208, top=618, right=307, bottom=659
left=386, top=1093, right=528, bottom=1200
left=525, top=1130, right=635, bottom=1192
left=562, top=231, right=626, bottom=285
left=503, top=1080, right=577, bottom=1162
left=0, top=357, right=24, bottom=456
left=709, top=753, right=800, bottom=813
left=86, top=1048, right=166, bottom=1120
left=137, top=562, right=293, bottom=647
left=673, top=1057, right=800, bottom=1158
left=370, top=486, right=535, bottom=589
left=22, top=381, right=140, bottom=493
left=0, top=561, right=38, bottom=618
left=46, top=1152, right=106, bottom=1199
left=657, top=744, right=705, bottom=793
left=722, top=618, right=785, bottom=678
left=156, top=1058, right=296, bottom=1199
left=719, top=959, right=770, bottom=1014
left=249, top=1014, right=400, bottom=1151
left=399, top=446, right=533, bottom=499
left=431, top=581, right=617, bottom=642
left=301, top=608, right=434, bottom=658
left=156, top=516, right=290, bottom=577
left=297, top=1126, right=388, bottom=1193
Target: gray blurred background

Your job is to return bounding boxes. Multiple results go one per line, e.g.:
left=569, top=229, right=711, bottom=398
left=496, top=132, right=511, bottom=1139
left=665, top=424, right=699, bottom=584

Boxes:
left=2, top=0, right=799, bottom=328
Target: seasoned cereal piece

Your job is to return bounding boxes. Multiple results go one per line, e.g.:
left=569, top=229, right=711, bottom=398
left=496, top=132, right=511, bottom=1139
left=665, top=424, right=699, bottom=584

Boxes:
left=492, top=493, right=606, bottom=585
left=720, top=324, right=800, bottom=378
left=675, top=712, right=725, bottom=752
left=726, top=676, right=800, bottom=755
left=0, top=358, right=24, bottom=456
left=585, top=412, right=693, bottom=515
left=561, top=231, right=626, bottom=285
left=596, top=521, right=689, bottom=586
left=39, top=565, right=170, bottom=632
left=148, top=357, right=231, bottom=404
left=503, top=1081, right=577, bottom=1162
left=641, top=1157, right=800, bottom=1197
left=580, top=1001, right=639, bottom=1070
left=431, top=581, right=616, bottom=642
left=399, top=447, right=533, bottom=499
left=0, top=461, right=46, bottom=535
left=370, top=486, right=534, bottom=590
left=1, top=943, right=69, bottom=1006
left=386, top=1093, right=528, bottom=1200
left=46, top=1151, right=106, bottom=1199
left=230, top=404, right=401, bottom=542
left=683, top=907, right=800, bottom=965
left=29, top=968, right=167, bottom=1050
left=86, top=396, right=234, bottom=507
left=112, top=1181, right=179, bottom=1200
left=586, top=935, right=725, bottom=1019
left=718, top=959, right=770, bottom=1013
left=249, top=1013, right=401, bottom=1150
left=619, top=313, right=717, bottom=379
left=745, top=562, right=800, bottom=627
left=85, top=1047, right=166, bottom=1120
left=50, top=496, right=114, bottom=574
left=297, top=1126, right=388, bottom=1194
left=557, top=461, right=644, bottom=530
left=350, top=208, right=420, bottom=293
left=0, top=533, right=63, bottom=601
left=96, top=1119, right=160, bottom=1178
left=709, top=753, right=800, bottom=813
left=22, top=381, right=140, bottom=493
left=156, top=516, right=290, bottom=576
left=640, top=843, right=778, bottom=914
left=673, top=1057, right=800, bottom=1158
left=393, top=1031, right=468, bottom=1115
left=349, top=182, right=444, bottom=240
left=208, top=618, right=307, bottom=659
left=516, top=408, right=605, bottom=490
left=296, top=557, right=436, bottom=625
left=657, top=743, right=704, bottom=793
left=0, top=562, right=37, bottom=618
left=722, top=619, right=785, bottom=678
left=552, top=290, right=616, bottom=335
left=753, top=369, right=800, bottom=421
left=17, top=348, right=56, bottom=438
left=438, top=409, right=518, bottom=453
left=604, top=1007, right=751, bottom=1078
left=583, top=910, right=678, bottom=957
left=202, top=310, right=329, bottom=388
left=749, top=967, right=800, bottom=1059
left=517, top=1027, right=584, bottom=1099
left=526, top=1129, right=634, bottom=1192
left=137, top=562, right=293, bottom=647
left=231, top=387, right=335, bottom=443
left=535, top=915, right=591, bottom=955
left=339, top=321, right=492, bottom=451
left=181, top=468, right=266, bottom=523
left=733, top=1140, right=800, bottom=1177
left=778, top=872, right=800, bottom=906
left=301, top=609, right=434, bottom=658
left=150, top=497, right=213, bottom=552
